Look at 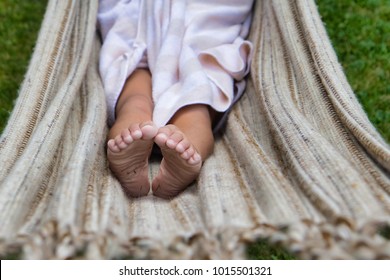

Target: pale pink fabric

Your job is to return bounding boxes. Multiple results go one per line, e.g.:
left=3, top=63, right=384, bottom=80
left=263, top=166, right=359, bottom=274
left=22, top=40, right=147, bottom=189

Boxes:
left=98, top=0, right=253, bottom=127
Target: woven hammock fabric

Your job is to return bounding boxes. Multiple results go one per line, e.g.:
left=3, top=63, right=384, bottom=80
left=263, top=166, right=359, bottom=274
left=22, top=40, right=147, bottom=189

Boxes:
left=1, top=0, right=390, bottom=259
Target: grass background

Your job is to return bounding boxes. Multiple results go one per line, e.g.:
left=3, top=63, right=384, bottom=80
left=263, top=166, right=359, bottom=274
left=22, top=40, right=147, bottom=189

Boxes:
left=318, top=0, right=389, bottom=142
left=0, top=0, right=48, bottom=132
left=0, top=0, right=388, bottom=259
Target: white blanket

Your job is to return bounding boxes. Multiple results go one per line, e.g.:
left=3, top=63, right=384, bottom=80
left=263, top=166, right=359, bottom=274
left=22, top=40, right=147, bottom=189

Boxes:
left=98, top=0, right=253, bottom=127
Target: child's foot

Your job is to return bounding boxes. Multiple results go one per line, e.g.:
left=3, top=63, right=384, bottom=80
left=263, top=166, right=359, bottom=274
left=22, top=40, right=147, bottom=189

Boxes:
left=152, top=125, right=202, bottom=199
left=107, top=122, right=158, bottom=197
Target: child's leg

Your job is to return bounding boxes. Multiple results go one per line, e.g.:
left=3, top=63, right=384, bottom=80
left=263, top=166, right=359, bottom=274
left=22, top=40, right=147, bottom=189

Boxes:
left=152, top=104, right=215, bottom=199
left=107, top=69, right=158, bottom=197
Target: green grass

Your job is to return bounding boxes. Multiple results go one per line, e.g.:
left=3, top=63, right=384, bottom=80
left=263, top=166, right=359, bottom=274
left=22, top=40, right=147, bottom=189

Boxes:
left=246, top=238, right=295, bottom=260
left=317, top=0, right=390, bottom=142
left=0, top=0, right=388, bottom=260
left=0, top=0, right=48, bottom=132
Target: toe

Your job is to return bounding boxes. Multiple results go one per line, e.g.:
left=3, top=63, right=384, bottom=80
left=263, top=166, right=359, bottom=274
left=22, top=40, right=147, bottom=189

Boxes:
left=176, top=138, right=190, bottom=153
left=166, top=131, right=184, bottom=149
left=157, top=126, right=174, bottom=137
left=117, top=140, right=128, bottom=149
left=155, top=132, right=169, bottom=146
left=140, top=122, right=158, bottom=140
left=114, top=134, right=124, bottom=147
left=155, top=126, right=172, bottom=146
left=188, top=153, right=202, bottom=165
left=129, top=124, right=142, bottom=140
left=121, top=129, right=133, bottom=144
left=181, top=145, right=195, bottom=160
left=107, top=139, right=120, bottom=153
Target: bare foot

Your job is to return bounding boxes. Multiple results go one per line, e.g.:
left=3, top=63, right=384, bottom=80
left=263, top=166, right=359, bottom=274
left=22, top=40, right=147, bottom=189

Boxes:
left=152, top=125, right=202, bottom=199
left=107, top=122, right=158, bottom=197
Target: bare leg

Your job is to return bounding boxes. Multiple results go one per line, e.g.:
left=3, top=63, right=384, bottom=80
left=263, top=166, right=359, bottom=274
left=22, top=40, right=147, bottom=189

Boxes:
left=107, top=69, right=157, bottom=197
left=152, top=104, right=215, bottom=199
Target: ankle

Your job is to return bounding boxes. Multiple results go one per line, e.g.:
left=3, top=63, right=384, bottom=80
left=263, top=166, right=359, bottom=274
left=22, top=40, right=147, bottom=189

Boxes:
left=116, top=94, right=153, bottom=117
left=196, top=134, right=214, bottom=161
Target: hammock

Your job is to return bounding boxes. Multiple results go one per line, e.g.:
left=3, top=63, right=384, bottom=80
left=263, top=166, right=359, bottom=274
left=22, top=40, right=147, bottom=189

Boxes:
left=1, top=0, right=390, bottom=259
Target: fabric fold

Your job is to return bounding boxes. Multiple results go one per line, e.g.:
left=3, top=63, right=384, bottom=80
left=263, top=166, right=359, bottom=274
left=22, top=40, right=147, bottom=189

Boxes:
left=198, top=37, right=253, bottom=105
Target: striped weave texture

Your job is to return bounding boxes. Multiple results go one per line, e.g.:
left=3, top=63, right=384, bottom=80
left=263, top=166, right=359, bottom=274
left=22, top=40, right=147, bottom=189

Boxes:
left=0, top=0, right=389, bottom=259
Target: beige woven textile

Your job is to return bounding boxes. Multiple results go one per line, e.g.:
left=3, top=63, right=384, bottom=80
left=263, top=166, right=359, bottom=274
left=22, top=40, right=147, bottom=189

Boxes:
left=1, top=0, right=390, bottom=259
